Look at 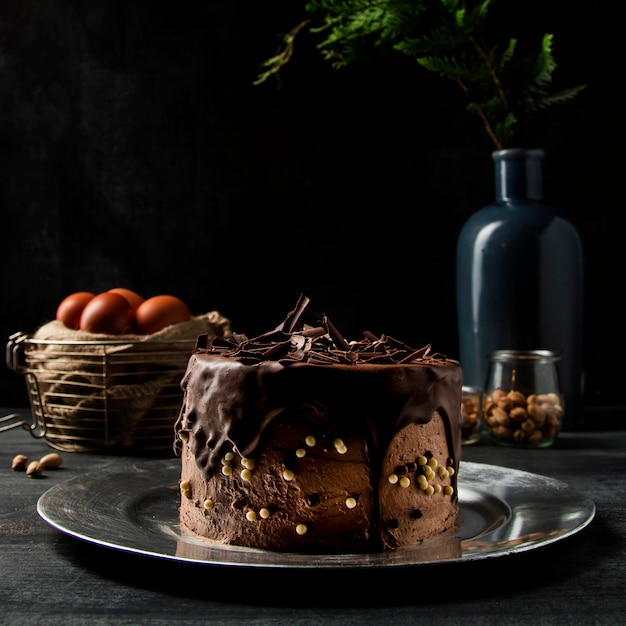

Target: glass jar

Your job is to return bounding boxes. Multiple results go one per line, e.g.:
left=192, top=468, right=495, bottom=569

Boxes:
left=483, top=350, right=564, bottom=448
left=461, top=386, right=483, bottom=445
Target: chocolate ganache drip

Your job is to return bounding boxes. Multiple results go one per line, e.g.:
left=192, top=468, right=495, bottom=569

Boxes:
left=174, top=294, right=463, bottom=486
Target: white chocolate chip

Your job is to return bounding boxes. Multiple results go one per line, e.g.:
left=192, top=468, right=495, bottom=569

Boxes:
left=399, top=476, right=411, bottom=488
left=180, top=480, right=192, bottom=499
left=295, top=523, right=308, bottom=535
left=245, top=510, right=258, bottom=522
left=259, top=508, right=271, bottom=519
left=345, top=497, right=357, bottom=509
left=333, top=438, right=347, bottom=454
left=282, top=469, right=295, bottom=481
left=387, top=473, right=399, bottom=484
left=305, top=435, right=316, bottom=447
left=295, top=448, right=306, bottom=458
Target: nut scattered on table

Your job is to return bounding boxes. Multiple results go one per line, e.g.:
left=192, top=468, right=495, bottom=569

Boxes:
left=39, top=453, right=63, bottom=469
left=26, top=460, right=43, bottom=478
left=11, top=454, right=29, bottom=471
left=10, top=452, right=64, bottom=477
left=483, top=388, right=563, bottom=445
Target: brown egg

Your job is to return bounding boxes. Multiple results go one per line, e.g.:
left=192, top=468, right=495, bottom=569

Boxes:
left=107, top=288, right=145, bottom=314
left=134, top=295, right=192, bottom=334
left=79, top=292, right=133, bottom=334
left=56, top=292, right=96, bottom=330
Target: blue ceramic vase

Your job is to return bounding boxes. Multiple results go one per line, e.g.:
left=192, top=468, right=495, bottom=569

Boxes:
left=456, top=149, right=584, bottom=430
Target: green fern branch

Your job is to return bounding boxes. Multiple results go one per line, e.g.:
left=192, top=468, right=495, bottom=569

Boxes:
left=255, top=0, right=586, bottom=149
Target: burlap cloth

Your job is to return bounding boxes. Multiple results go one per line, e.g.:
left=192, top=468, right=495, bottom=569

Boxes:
left=32, top=310, right=231, bottom=344
left=23, top=311, right=231, bottom=450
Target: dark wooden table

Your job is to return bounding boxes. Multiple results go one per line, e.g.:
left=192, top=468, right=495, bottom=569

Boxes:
left=1, top=407, right=625, bottom=625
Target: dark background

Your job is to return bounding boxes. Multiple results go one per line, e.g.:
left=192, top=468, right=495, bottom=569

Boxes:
left=0, top=2, right=622, bottom=419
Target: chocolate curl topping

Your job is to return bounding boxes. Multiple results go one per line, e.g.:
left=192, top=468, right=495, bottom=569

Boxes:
left=323, top=314, right=351, bottom=351
left=276, top=293, right=310, bottom=333
left=195, top=294, right=457, bottom=367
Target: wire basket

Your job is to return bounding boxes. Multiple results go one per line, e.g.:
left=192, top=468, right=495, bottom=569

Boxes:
left=4, top=332, right=195, bottom=453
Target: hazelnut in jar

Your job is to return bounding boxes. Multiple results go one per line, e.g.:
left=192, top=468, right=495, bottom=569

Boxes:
left=461, top=386, right=483, bottom=445
left=483, top=350, right=564, bottom=448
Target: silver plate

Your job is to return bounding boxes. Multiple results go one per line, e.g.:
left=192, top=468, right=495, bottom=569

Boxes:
left=37, top=460, right=595, bottom=569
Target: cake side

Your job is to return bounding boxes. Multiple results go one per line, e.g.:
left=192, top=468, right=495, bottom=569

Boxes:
left=379, top=415, right=459, bottom=549
left=176, top=355, right=462, bottom=552
left=174, top=294, right=463, bottom=553
left=178, top=406, right=458, bottom=553
left=178, top=401, right=375, bottom=553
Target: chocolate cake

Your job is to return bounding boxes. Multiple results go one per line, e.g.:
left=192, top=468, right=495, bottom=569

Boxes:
left=174, top=295, right=463, bottom=553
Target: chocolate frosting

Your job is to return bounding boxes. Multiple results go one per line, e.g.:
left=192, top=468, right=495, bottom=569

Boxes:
left=174, top=294, right=463, bottom=489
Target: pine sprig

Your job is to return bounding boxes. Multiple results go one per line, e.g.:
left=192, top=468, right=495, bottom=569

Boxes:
left=255, top=0, right=585, bottom=149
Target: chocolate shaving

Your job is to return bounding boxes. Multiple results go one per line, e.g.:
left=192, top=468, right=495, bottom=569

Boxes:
left=363, top=330, right=380, bottom=342
left=276, top=293, right=310, bottom=333
left=194, top=294, right=458, bottom=367
left=323, top=314, right=351, bottom=352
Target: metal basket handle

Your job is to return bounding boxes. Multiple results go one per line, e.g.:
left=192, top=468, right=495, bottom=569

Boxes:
left=2, top=332, right=46, bottom=438
left=0, top=411, right=44, bottom=437
left=6, top=331, right=28, bottom=373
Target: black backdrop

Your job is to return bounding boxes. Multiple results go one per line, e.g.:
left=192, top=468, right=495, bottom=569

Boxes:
left=1, top=1, right=623, bottom=417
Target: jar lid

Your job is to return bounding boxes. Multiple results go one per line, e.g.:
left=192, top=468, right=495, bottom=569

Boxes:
left=487, top=349, right=561, bottom=363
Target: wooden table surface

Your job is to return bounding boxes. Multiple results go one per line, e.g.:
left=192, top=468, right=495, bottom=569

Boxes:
left=1, top=407, right=624, bottom=625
